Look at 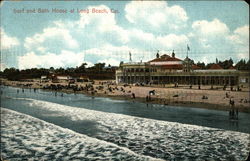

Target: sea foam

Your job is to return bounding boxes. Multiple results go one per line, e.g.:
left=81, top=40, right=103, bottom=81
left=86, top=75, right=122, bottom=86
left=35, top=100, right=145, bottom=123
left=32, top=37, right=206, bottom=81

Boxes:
left=1, top=108, right=162, bottom=161
left=2, top=97, right=250, bottom=160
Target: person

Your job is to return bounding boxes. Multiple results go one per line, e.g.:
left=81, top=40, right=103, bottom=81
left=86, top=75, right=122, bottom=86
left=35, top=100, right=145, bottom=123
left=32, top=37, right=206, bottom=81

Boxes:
left=226, top=92, right=229, bottom=98
left=146, top=96, right=149, bottom=107
left=132, top=93, right=135, bottom=99
left=229, top=99, right=233, bottom=118
left=236, top=108, right=238, bottom=119
left=229, top=110, right=232, bottom=118
left=229, top=98, right=236, bottom=119
left=231, top=109, right=235, bottom=119
left=231, top=99, right=235, bottom=107
left=223, top=84, right=226, bottom=90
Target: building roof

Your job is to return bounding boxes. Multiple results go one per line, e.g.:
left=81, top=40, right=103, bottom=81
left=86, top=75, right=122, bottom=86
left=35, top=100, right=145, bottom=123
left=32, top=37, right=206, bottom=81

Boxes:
left=209, top=64, right=223, bottom=70
left=192, top=64, right=201, bottom=70
left=161, top=64, right=183, bottom=69
left=148, top=54, right=182, bottom=63
left=229, top=66, right=235, bottom=69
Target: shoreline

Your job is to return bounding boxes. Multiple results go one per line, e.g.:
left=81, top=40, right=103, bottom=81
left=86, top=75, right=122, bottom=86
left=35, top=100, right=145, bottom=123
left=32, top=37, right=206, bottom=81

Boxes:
left=1, top=79, right=250, bottom=113
left=83, top=91, right=250, bottom=113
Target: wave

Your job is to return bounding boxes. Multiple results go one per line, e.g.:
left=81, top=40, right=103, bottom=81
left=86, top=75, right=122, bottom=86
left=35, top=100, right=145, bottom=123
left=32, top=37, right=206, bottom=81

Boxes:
left=3, top=97, right=250, bottom=161
left=1, top=108, right=162, bottom=161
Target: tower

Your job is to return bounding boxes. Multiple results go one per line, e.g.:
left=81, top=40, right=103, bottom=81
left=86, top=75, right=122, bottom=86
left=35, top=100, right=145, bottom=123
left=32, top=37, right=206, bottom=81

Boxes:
left=172, top=50, right=175, bottom=58
left=156, top=50, right=159, bottom=58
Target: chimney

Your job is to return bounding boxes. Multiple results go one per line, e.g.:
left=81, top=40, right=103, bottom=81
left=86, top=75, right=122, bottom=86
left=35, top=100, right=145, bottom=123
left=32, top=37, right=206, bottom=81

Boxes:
left=172, top=50, right=175, bottom=58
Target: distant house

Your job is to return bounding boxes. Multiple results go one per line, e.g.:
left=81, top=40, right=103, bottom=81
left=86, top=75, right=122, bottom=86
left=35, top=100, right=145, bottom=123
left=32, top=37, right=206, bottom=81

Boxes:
left=40, top=75, right=49, bottom=82
left=51, top=75, right=73, bottom=83
left=76, top=75, right=89, bottom=82
left=41, top=75, right=47, bottom=79
left=56, top=75, right=72, bottom=80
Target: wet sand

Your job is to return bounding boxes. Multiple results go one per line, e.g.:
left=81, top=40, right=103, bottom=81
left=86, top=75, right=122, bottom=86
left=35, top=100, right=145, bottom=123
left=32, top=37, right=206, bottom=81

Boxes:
left=1, top=79, right=250, bottom=113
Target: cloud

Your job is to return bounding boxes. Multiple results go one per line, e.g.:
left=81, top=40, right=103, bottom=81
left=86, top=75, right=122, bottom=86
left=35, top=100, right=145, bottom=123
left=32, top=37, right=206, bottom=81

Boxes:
left=0, top=28, right=20, bottom=50
left=77, top=5, right=129, bottom=44
left=19, top=3, right=189, bottom=70
left=228, top=25, right=249, bottom=59
left=192, top=18, right=229, bottom=36
left=228, top=25, right=249, bottom=45
left=129, top=29, right=155, bottom=42
left=189, top=19, right=249, bottom=62
left=85, top=44, right=132, bottom=57
left=15, top=3, right=247, bottom=70
left=127, top=28, right=189, bottom=51
left=98, top=58, right=120, bottom=66
left=83, top=44, right=155, bottom=66
left=125, top=1, right=188, bottom=30
left=24, top=27, right=79, bottom=52
left=157, top=34, right=189, bottom=49
left=18, top=50, right=85, bottom=69
left=190, top=19, right=230, bottom=49
left=78, top=5, right=116, bottom=32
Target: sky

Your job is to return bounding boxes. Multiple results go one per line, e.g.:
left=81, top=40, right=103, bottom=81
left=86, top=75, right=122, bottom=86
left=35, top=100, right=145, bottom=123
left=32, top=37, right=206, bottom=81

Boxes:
left=0, top=0, right=249, bottom=70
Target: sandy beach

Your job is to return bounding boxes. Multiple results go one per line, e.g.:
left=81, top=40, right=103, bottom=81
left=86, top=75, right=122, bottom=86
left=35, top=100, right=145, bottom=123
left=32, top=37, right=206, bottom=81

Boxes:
left=1, top=78, right=250, bottom=113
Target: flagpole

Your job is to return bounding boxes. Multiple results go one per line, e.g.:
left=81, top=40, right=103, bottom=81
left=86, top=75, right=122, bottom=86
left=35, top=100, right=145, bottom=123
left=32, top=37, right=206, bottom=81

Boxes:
left=187, top=44, right=190, bottom=58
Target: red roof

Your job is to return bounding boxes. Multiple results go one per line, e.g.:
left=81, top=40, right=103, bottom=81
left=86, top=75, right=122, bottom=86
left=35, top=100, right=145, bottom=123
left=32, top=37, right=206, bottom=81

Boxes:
left=209, top=64, right=223, bottom=70
left=192, top=64, right=201, bottom=70
left=149, top=55, right=182, bottom=63
left=229, top=66, right=235, bottom=69
left=161, top=64, right=183, bottom=69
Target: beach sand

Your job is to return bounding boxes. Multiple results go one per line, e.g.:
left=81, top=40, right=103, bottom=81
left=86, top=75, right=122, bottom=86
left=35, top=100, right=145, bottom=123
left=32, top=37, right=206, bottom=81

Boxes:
left=1, top=78, right=250, bottom=113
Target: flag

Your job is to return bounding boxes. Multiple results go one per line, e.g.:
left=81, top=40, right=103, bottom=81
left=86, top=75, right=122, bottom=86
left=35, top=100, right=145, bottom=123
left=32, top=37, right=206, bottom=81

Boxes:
left=187, top=44, right=190, bottom=51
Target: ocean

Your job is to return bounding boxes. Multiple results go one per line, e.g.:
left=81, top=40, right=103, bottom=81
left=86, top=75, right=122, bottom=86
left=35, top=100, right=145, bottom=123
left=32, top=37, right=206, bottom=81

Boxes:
left=1, top=85, right=250, bottom=160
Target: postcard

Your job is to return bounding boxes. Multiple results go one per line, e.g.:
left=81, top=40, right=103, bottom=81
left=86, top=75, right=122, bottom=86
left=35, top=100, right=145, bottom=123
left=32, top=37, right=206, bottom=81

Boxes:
left=1, top=1, right=249, bottom=160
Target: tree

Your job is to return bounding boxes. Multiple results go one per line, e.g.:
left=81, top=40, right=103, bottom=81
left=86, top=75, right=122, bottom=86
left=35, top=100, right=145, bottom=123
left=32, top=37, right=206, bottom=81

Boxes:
left=247, top=60, right=250, bottom=70
left=93, top=63, right=105, bottom=72
left=218, top=58, right=234, bottom=69
left=55, top=67, right=65, bottom=74
left=196, top=61, right=205, bottom=69
left=236, top=59, right=249, bottom=70
left=75, top=63, right=87, bottom=73
left=3, top=68, right=20, bottom=80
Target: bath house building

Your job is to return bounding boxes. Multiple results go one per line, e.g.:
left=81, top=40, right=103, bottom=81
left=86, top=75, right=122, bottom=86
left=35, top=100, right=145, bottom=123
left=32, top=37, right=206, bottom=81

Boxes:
left=115, top=51, right=249, bottom=87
